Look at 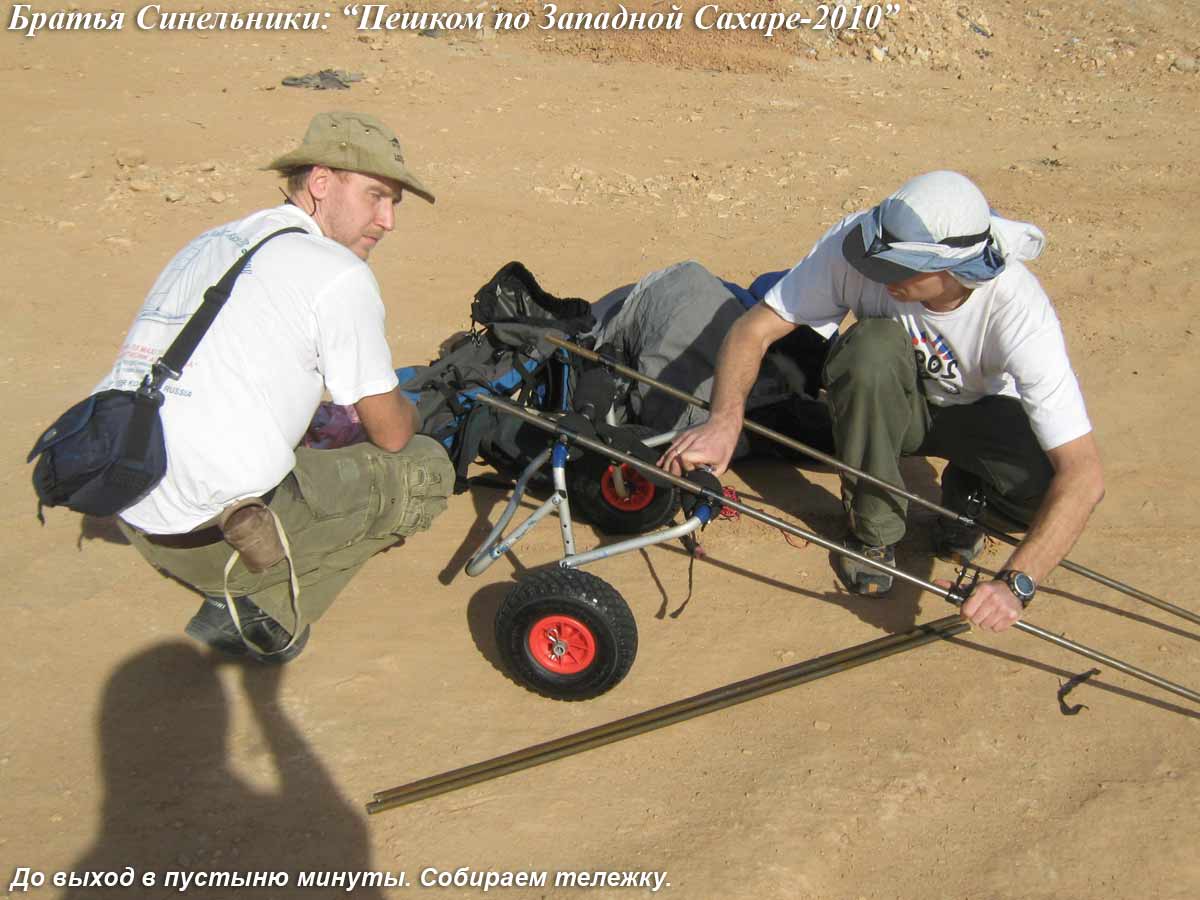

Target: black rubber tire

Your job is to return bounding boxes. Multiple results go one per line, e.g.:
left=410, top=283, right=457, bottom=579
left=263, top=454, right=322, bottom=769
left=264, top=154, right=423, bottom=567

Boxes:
left=566, top=426, right=679, bottom=535
left=495, top=569, right=638, bottom=701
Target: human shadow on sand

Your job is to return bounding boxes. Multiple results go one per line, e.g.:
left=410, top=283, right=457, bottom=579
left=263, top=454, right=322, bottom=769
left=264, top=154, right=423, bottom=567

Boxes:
left=64, top=643, right=383, bottom=899
left=77, top=515, right=129, bottom=548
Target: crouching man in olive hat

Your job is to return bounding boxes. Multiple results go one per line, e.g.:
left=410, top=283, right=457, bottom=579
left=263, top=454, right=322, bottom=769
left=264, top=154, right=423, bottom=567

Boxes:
left=101, top=111, right=454, bottom=662
left=660, top=171, right=1104, bottom=632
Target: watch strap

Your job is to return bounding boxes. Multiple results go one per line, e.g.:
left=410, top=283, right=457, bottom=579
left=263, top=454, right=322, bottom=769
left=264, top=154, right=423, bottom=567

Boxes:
left=997, top=569, right=1036, bottom=607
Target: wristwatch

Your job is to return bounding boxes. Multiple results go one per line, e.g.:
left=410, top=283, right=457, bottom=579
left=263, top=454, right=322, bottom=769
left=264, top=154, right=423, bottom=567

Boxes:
left=996, top=569, right=1036, bottom=607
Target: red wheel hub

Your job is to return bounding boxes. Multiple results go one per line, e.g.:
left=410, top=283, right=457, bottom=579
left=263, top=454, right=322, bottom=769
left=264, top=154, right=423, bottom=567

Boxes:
left=599, top=464, right=656, bottom=512
left=527, top=614, right=597, bottom=674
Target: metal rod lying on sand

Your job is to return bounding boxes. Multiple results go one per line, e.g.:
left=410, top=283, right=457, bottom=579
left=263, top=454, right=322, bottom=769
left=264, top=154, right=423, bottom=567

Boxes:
left=474, top=396, right=1200, bottom=707
left=547, top=335, right=1200, bottom=629
left=368, top=615, right=971, bottom=813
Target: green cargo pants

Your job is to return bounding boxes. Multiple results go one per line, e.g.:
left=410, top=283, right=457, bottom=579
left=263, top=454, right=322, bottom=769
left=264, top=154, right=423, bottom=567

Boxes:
left=823, top=318, right=1055, bottom=547
left=122, top=436, right=454, bottom=630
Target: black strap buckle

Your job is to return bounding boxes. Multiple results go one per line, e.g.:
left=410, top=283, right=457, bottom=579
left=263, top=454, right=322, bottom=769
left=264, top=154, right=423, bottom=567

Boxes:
left=136, top=359, right=179, bottom=405
left=947, top=563, right=983, bottom=608
left=962, top=488, right=987, bottom=521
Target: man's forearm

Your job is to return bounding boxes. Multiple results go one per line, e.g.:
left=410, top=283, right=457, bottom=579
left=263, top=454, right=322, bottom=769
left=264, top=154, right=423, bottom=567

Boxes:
left=709, top=313, right=777, bottom=425
left=660, top=303, right=798, bottom=474
left=1004, top=480, right=1094, bottom=581
left=355, top=388, right=420, bottom=453
left=1002, top=437, right=1104, bottom=583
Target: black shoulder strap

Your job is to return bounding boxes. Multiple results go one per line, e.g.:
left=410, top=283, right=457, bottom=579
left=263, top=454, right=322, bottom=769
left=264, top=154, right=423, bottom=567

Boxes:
left=452, top=405, right=494, bottom=493
left=123, top=226, right=306, bottom=469
left=157, top=226, right=306, bottom=379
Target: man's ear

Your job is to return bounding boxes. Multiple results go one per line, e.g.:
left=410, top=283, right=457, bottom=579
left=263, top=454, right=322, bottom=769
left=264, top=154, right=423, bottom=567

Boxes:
left=307, top=165, right=334, bottom=201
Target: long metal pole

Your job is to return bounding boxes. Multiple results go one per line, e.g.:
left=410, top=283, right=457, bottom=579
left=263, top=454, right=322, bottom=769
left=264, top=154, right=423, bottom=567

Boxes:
left=477, top=396, right=1200, bottom=707
left=548, top=335, right=1200, bottom=629
left=368, top=615, right=971, bottom=813
left=1013, top=620, right=1197, bottom=700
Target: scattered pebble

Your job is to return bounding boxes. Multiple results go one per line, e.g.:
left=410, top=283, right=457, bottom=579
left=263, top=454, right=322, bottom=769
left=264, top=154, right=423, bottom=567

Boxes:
left=116, top=148, right=146, bottom=168
left=163, top=189, right=186, bottom=203
left=128, top=180, right=154, bottom=193
left=813, top=720, right=832, bottom=732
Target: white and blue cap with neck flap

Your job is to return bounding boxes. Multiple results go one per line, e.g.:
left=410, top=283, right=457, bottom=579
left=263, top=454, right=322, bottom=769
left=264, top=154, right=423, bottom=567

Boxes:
left=842, top=170, right=1046, bottom=287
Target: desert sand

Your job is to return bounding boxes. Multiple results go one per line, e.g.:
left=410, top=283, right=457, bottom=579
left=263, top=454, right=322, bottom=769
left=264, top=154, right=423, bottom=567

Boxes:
left=2, top=2, right=1199, bottom=898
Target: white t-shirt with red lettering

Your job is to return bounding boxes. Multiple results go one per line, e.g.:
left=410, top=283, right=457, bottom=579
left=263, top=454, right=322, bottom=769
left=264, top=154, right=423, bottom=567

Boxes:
left=96, top=204, right=399, bottom=533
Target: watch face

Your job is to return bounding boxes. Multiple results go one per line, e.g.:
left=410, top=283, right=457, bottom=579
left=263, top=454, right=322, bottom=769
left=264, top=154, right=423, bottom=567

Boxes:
left=1012, top=572, right=1035, bottom=598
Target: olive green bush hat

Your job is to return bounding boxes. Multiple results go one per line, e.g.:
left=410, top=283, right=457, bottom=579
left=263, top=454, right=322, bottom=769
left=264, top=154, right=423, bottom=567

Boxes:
left=266, top=111, right=435, bottom=203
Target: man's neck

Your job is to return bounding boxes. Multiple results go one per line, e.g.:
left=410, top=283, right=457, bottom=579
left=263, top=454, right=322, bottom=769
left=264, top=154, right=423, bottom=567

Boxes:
left=921, top=284, right=973, bottom=313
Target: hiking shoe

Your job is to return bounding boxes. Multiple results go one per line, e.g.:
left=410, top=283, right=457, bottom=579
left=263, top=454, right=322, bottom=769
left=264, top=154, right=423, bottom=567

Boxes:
left=932, top=516, right=987, bottom=566
left=835, top=537, right=896, bottom=596
left=185, top=595, right=309, bottom=664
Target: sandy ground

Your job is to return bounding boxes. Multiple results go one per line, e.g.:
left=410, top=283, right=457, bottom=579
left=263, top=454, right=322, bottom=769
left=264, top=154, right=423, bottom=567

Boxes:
left=3, top=2, right=1199, bottom=898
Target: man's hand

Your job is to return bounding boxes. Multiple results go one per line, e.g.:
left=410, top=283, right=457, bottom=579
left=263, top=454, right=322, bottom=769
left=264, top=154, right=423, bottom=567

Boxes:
left=657, top=302, right=798, bottom=477
left=658, top=418, right=741, bottom=476
left=937, top=578, right=1023, bottom=632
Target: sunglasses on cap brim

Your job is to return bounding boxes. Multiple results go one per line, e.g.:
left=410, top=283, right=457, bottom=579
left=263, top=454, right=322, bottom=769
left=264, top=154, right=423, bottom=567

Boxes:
left=842, top=206, right=991, bottom=285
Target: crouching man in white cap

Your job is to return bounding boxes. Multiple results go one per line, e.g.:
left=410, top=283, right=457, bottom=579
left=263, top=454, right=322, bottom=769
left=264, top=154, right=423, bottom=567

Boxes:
left=104, top=111, right=454, bottom=662
left=660, top=170, right=1103, bottom=632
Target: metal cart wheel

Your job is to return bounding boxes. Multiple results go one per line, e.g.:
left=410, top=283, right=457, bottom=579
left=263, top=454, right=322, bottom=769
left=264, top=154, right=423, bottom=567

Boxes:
left=566, top=426, right=679, bottom=535
left=495, top=568, right=638, bottom=701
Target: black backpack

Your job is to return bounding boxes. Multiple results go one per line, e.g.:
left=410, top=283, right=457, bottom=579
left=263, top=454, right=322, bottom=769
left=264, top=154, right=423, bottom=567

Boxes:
left=397, top=262, right=595, bottom=490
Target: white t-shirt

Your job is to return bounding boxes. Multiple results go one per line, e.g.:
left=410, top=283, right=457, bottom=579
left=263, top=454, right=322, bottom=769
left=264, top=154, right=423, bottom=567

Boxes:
left=97, top=204, right=399, bottom=533
left=764, top=212, right=1092, bottom=451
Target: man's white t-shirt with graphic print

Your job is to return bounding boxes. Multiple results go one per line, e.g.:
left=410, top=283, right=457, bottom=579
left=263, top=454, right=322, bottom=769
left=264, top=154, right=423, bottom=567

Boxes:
left=764, top=211, right=1091, bottom=452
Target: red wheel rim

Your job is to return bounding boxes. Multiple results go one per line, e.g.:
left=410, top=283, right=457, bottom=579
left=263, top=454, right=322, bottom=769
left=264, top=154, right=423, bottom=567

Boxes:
left=599, top=464, right=656, bottom=512
left=527, top=614, right=597, bottom=675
